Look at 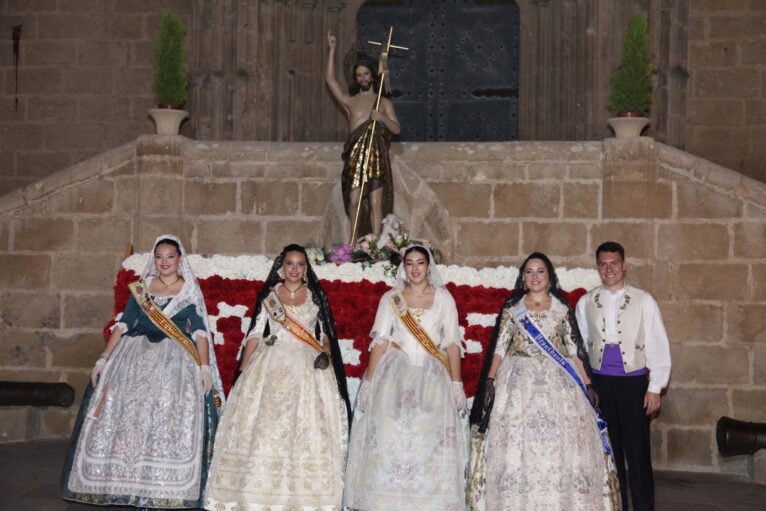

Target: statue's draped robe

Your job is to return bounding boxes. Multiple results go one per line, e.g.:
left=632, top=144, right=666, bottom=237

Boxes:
left=342, top=119, right=394, bottom=238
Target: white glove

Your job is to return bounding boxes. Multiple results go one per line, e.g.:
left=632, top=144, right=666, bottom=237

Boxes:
left=90, top=356, right=108, bottom=386
left=200, top=365, right=212, bottom=394
left=451, top=381, right=467, bottom=411
left=358, top=379, right=372, bottom=412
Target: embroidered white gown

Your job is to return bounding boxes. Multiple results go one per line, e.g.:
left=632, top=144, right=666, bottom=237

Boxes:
left=204, top=290, right=348, bottom=511
left=344, top=287, right=466, bottom=511
left=483, top=299, right=617, bottom=510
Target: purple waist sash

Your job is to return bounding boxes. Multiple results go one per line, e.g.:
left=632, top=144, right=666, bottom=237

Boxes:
left=593, top=344, right=647, bottom=377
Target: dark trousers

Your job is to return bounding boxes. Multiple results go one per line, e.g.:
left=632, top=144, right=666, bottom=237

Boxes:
left=592, top=373, right=654, bottom=511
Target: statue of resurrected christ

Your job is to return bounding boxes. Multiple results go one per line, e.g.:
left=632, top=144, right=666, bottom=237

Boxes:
left=325, top=31, right=401, bottom=239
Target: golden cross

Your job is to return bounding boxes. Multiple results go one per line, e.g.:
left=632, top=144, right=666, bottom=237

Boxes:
left=368, top=26, right=409, bottom=84
left=367, top=32, right=410, bottom=52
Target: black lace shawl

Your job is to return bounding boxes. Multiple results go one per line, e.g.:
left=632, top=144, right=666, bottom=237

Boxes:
left=244, top=244, right=352, bottom=424
left=469, top=252, right=591, bottom=427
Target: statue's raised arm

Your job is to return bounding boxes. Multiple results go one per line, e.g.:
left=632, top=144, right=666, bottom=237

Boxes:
left=325, top=31, right=350, bottom=113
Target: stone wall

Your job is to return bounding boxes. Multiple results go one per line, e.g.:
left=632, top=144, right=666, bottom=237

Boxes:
left=0, top=0, right=193, bottom=196
left=686, top=0, right=766, bottom=181
left=3, top=0, right=765, bottom=196
left=1, top=136, right=765, bottom=481
left=188, top=0, right=689, bottom=144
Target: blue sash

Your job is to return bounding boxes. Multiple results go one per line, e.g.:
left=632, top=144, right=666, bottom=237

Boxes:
left=511, top=303, right=612, bottom=456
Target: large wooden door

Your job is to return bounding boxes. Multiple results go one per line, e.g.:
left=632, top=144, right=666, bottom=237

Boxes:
left=358, top=0, right=520, bottom=141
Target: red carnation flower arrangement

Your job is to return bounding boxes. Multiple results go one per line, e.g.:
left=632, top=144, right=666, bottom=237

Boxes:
left=105, top=269, right=586, bottom=397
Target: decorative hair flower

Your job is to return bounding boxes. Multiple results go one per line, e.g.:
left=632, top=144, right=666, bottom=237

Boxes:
left=305, top=247, right=325, bottom=267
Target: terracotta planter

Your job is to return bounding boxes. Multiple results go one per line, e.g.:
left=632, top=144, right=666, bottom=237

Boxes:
left=148, top=108, right=188, bottom=135
left=607, top=115, right=649, bottom=138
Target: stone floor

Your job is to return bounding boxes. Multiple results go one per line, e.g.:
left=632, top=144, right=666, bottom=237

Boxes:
left=1, top=440, right=764, bottom=511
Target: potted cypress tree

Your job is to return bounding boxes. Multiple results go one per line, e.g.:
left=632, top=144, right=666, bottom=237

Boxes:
left=148, top=12, right=188, bottom=135
left=607, top=12, right=652, bottom=138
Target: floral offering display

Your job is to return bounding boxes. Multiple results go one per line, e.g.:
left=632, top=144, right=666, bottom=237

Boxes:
left=328, top=243, right=354, bottom=264
left=107, top=254, right=600, bottom=402
left=326, top=215, right=442, bottom=276
left=352, top=233, right=442, bottom=276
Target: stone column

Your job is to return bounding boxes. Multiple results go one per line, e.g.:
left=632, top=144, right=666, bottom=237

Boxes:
left=188, top=0, right=351, bottom=142
left=518, top=0, right=688, bottom=145
left=648, top=0, right=689, bottom=149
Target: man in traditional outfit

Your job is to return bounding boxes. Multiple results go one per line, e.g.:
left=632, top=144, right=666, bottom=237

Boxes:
left=326, top=31, right=400, bottom=239
left=575, top=241, right=672, bottom=511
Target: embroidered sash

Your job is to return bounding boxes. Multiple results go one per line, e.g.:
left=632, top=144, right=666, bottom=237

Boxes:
left=391, top=290, right=450, bottom=373
left=262, top=290, right=326, bottom=354
left=87, top=279, right=221, bottom=415
left=510, top=303, right=612, bottom=456
left=129, top=279, right=202, bottom=365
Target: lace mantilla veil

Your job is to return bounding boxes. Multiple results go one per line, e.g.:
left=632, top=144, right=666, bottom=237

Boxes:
left=142, top=234, right=225, bottom=407
left=394, top=245, right=445, bottom=290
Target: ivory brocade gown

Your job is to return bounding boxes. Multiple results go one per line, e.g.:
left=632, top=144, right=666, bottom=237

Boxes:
left=481, top=299, right=618, bottom=510
left=343, top=287, right=467, bottom=511
left=204, top=291, right=348, bottom=511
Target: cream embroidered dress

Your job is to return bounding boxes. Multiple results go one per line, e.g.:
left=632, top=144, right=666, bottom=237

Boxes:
left=482, top=299, right=617, bottom=510
left=204, top=289, right=349, bottom=511
left=344, top=287, right=466, bottom=511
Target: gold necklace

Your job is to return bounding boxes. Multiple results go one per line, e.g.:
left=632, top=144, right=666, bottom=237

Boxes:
left=159, top=275, right=181, bottom=288
left=527, top=294, right=548, bottom=308
left=284, top=283, right=303, bottom=300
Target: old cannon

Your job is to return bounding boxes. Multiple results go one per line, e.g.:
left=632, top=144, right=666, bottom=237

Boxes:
left=0, top=381, right=74, bottom=407
left=716, top=416, right=766, bottom=457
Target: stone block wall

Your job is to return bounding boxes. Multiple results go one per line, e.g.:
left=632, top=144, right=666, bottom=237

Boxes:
left=4, top=0, right=766, bottom=203
left=0, top=141, right=137, bottom=441
left=686, top=0, right=766, bottom=181
left=1, top=136, right=765, bottom=481
left=0, top=0, right=193, bottom=196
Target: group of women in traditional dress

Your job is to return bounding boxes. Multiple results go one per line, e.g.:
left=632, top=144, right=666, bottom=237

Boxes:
left=61, top=234, right=621, bottom=511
